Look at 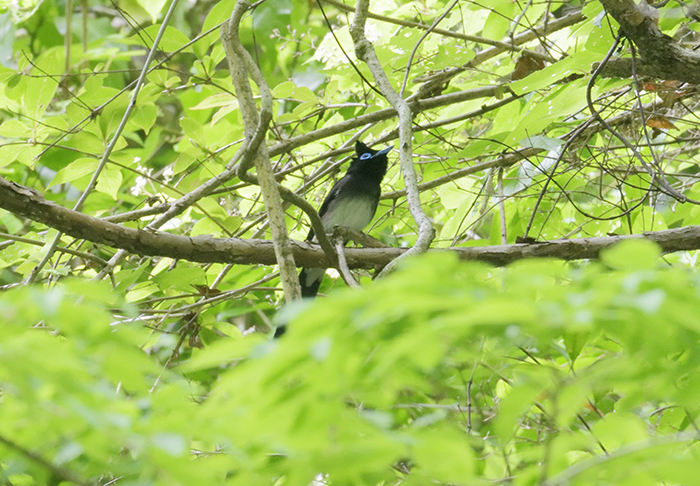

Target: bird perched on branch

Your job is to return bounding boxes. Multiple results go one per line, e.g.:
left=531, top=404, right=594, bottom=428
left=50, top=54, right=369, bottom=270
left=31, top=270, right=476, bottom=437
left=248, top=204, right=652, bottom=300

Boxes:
left=274, top=141, right=392, bottom=337
left=299, top=140, right=392, bottom=298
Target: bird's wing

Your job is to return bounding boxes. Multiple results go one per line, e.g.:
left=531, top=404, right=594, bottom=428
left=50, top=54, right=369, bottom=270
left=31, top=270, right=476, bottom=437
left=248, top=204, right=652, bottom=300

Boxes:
left=317, top=176, right=349, bottom=218
left=306, top=176, right=350, bottom=241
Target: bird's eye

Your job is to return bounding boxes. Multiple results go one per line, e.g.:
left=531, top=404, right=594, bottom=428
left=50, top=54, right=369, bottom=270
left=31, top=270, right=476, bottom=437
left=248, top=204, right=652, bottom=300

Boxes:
left=359, top=153, right=372, bottom=160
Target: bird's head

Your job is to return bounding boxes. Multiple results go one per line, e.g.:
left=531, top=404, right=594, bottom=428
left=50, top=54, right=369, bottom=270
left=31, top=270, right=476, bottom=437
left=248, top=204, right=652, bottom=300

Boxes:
left=348, top=141, right=393, bottom=179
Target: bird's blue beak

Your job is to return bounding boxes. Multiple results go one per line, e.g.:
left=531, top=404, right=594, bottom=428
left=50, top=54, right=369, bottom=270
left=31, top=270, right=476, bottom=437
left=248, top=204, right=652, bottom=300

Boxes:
left=375, top=146, right=393, bottom=156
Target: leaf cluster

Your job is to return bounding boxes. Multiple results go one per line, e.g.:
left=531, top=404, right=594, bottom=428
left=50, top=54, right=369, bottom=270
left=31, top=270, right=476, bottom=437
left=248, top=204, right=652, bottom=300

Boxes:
left=2, top=240, right=700, bottom=485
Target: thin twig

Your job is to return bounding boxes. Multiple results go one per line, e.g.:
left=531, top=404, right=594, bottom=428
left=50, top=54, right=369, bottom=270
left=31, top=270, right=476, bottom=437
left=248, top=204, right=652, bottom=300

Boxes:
left=0, top=434, right=91, bottom=486
left=65, top=0, right=72, bottom=74
left=522, top=119, right=595, bottom=239
left=586, top=32, right=690, bottom=204
left=27, top=0, right=181, bottom=284
left=399, top=0, right=461, bottom=97
left=0, top=232, right=107, bottom=266
left=497, top=167, right=507, bottom=245
left=381, top=148, right=538, bottom=200
left=577, top=413, right=609, bottom=456
left=334, top=238, right=359, bottom=288
left=542, top=435, right=689, bottom=486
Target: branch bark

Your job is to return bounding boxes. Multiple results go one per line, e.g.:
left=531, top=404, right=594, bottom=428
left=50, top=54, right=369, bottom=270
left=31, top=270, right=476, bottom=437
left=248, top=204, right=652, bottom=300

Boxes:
left=221, top=0, right=300, bottom=300
left=5, top=176, right=700, bottom=268
left=597, top=0, right=700, bottom=83
left=350, top=0, right=435, bottom=278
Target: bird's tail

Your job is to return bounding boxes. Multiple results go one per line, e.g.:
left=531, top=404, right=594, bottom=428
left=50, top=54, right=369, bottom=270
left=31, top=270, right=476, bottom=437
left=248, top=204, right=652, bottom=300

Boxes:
left=274, top=268, right=325, bottom=337
left=299, top=267, right=325, bottom=298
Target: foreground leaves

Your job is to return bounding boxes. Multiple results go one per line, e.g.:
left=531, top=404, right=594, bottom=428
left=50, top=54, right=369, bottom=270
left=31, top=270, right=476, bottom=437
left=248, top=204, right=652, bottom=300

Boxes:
left=2, top=239, right=700, bottom=485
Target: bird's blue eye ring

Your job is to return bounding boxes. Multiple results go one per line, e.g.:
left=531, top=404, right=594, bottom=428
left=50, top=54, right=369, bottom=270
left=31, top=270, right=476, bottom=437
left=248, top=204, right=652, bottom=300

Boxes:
left=359, top=153, right=372, bottom=160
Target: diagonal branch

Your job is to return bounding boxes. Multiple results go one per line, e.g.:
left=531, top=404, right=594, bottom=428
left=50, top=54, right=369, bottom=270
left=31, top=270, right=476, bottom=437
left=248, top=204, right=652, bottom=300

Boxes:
left=27, top=0, right=182, bottom=284
left=597, top=0, right=700, bottom=83
left=221, top=0, right=300, bottom=300
left=0, top=433, right=91, bottom=486
left=350, top=0, right=435, bottom=278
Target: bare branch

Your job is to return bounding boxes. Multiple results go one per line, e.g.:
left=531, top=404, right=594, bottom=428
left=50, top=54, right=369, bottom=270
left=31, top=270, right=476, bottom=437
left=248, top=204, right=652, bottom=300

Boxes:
left=350, top=0, right=435, bottom=278
left=334, top=238, right=359, bottom=288
left=598, top=0, right=700, bottom=84
left=267, top=85, right=506, bottom=158
left=7, top=160, right=700, bottom=269
left=221, top=0, right=300, bottom=300
left=381, top=149, right=540, bottom=200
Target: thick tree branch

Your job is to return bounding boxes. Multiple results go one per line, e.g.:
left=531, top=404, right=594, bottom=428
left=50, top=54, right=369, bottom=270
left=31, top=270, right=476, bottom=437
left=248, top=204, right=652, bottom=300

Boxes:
left=5, top=174, right=700, bottom=269
left=598, top=0, right=700, bottom=83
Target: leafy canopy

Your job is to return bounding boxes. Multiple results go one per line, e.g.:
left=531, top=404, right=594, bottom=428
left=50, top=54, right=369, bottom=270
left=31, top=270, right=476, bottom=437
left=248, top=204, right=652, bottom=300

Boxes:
left=2, top=0, right=700, bottom=484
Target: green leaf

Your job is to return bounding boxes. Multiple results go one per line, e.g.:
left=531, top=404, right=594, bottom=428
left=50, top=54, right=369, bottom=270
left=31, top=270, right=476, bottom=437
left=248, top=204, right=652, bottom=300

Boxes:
left=412, top=427, right=475, bottom=483
left=180, top=117, right=205, bottom=146
left=99, top=96, right=129, bottom=140
left=591, top=412, right=649, bottom=450
left=195, top=197, right=229, bottom=219
left=201, top=0, right=236, bottom=34
left=519, top=135, right=565, bottom=151
left=190, top=218, right=222, bottom=237
left=601, top=239, right=661, bottom=270
left=180, top=336, right=261, bottom=373
left=125, top=281, right=159, bottom=302
left=131, top=102, right=158, bottom=134
left=136, top=0, right=167, bottom=23
left=294, top=86, right=318, bottom=103
left=0, top=119, right=31, bottom=137
left=482, top=2, right=514, bottom=40
left=272, top=81, right=296, bottom=98
left=95, top=165, right=123, bottom=199
left=190, top=93, right=237, bottom=111
left=494, top=372, right=547, bottom=444
left=0, top=143, right=39, bottom=167
left=49, top=158, right=99, bottom=188
left=153, top=262, right=206, bottom=290
left=0, top=210, right=24, bottom=234
left=23, top=48, right=61, bottom=121
left=564, top=330, right=589, bottom=362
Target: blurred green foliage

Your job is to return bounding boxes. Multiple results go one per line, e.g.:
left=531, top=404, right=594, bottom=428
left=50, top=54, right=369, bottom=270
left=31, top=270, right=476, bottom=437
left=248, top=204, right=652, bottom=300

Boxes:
left=3, top=240, right=700, bottom=484
left=2, top=0, right=700, bottom=483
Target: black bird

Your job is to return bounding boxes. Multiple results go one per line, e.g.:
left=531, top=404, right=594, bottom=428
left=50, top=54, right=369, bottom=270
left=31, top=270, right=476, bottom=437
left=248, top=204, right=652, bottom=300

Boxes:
left=299, top=140, right=392, bottom=298
left=274, top=141, right=391, bottom=338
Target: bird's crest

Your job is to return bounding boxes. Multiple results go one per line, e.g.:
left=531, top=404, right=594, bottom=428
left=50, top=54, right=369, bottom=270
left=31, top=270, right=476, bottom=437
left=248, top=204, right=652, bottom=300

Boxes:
left=355, top=140, right=375, bottom=156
